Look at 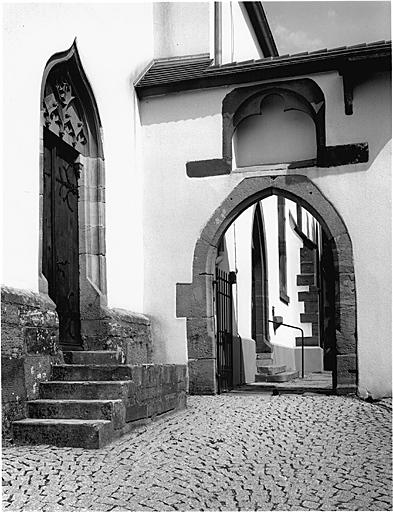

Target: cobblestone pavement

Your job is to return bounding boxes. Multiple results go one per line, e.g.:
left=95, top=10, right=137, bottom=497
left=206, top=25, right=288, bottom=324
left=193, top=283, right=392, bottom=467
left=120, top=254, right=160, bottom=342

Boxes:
left=2, top=395, right=392, bottom=511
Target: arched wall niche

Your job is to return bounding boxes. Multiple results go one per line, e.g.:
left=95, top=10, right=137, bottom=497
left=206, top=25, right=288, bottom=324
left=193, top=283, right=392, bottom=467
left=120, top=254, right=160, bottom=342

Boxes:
left=39, top=40, right=107, bottom=349
left=186, top=77, right=369, bottom=177
left=177, top=175, right=357, bottom=395
left=233, top=91, right=318, bottom=166
left=226, top=79, right=326, bottom=168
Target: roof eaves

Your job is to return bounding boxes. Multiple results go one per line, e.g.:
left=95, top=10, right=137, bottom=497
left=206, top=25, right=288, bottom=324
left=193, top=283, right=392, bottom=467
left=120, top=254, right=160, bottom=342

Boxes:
left=134, top=53, right=212, bottom=87
left=204, top=40, right=391, bottom=74
left=135, top=40, right=391, bottom=98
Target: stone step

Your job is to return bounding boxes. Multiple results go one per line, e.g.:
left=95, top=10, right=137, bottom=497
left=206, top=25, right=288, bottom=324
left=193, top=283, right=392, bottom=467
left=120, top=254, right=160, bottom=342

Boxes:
left=27, top=399, right=125, bottom=429
left=256, top=353, right=273, bottom=360
left=255, top=370, right=299, bottom=383
left=12, top=418, right=113, bottom=449
left=63, top=351, right=122, bottom=365
left=296, top=336, right=319, bottom=347
left=234, top=384, right=333, bottom=395
left=39, top=381, right=132, bottom=400
left=256, top=358, right=273, bottom=367
left=297, top=274, right=315, bottom=286
left=52, top=364, right=137, bottom=382
left=256, top=365, right=287, bottom=375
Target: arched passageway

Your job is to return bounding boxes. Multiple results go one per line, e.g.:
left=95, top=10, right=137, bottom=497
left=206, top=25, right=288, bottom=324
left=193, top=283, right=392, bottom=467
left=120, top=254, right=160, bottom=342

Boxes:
left=177, top=175, right=357, bottom=395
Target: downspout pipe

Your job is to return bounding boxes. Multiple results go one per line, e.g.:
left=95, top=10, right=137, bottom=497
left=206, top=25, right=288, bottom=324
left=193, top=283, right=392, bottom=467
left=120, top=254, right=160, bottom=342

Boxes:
left=240, top=2, right=279, bottom=57
left=214, top=2, right=222, bottom=66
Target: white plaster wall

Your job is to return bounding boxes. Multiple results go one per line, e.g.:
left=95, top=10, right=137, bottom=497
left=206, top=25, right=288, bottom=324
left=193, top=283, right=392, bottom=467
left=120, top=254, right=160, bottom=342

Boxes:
left=221, top=2, right=260, bottom=64
left=224, top=207, right=253, bottom=339
left=141, top=88, right=238, bottom=363
left=224, top=223, right=237, bottom=272
left=141, top=70, right=391, bottom=397
left=154, top=2, right=209, bottom=59
left=301, top=208, right=318, bottom=240
left=2, top=3, right=154, bottom=312
left=309, top=72, right=392, bottom=398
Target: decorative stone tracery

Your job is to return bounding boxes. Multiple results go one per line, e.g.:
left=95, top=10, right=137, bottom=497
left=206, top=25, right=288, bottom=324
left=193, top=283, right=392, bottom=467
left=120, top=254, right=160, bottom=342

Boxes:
left=43, top=78, right=88, bottom=154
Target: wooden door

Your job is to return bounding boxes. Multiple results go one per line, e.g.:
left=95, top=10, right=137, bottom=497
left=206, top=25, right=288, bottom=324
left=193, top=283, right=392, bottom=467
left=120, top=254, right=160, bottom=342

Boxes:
left=43, top=128, right=82, bottom=349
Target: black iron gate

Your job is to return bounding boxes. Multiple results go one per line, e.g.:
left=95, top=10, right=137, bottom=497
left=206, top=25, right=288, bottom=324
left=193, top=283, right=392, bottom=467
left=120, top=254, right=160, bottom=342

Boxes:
left=215, top=269, right=235, bottom=393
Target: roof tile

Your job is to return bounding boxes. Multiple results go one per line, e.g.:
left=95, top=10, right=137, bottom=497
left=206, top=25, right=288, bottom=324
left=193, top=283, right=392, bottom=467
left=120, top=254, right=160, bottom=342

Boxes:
left=135, top=40, right=391, bottom=96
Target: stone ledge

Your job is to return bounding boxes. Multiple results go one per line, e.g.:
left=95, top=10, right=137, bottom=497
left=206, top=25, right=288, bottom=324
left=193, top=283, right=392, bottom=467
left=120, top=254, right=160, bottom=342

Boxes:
left=82, top=307, right=153, bottom=363
left=124, top=363, right=187, bottom=424
left=1, top=286, right=56, bottom=312
left=102, top=306, right=150, bottom=326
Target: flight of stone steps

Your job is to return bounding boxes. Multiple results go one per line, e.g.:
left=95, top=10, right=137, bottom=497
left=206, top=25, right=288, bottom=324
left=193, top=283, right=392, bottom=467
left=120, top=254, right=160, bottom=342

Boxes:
left=255, top=353, right=299, bottom=383
left=12, top=351, right=186, bottom=449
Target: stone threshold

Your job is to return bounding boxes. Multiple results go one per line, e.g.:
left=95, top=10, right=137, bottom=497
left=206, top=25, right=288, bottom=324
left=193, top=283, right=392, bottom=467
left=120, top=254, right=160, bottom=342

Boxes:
left=231, top=371, right=334, bottom=395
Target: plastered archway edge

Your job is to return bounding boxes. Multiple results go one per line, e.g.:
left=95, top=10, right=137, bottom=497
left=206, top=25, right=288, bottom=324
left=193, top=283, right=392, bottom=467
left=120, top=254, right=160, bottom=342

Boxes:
left=177, top=175, right=357, bottom=395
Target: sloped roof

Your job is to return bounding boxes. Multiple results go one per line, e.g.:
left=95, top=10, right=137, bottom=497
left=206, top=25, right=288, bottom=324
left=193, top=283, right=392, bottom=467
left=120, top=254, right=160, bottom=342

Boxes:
left=135, top=54, right=212, bottom=89
left=134, top=40, right=391, bottom=99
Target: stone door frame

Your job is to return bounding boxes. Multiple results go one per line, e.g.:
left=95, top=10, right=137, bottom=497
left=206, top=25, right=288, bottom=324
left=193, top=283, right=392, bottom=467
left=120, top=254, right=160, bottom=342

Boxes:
left=39, top=41, right=107, bottom=349
left=177, top=175, right=357, bottom=395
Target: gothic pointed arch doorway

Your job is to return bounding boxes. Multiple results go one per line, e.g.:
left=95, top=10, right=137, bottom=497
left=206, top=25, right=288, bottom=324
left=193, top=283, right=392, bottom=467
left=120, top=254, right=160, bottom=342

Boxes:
left=40, top=41, right=107, bottom=350
left=251, top=202, right=270, bottom=355
left=177, top=175, right=357, bottom=395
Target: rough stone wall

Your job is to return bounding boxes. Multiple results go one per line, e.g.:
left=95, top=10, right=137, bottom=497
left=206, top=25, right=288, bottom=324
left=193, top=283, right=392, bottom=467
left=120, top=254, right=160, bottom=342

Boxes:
left=83, top=307, right=153, bottom=364
left=1, top=286, right=63, bottom=439
left=124, top=364, right=187, bottom=423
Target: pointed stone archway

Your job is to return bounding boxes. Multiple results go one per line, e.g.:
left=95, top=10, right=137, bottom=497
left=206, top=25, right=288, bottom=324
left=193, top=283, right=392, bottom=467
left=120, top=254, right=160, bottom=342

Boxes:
left=177, top=175, right=357, bottom=395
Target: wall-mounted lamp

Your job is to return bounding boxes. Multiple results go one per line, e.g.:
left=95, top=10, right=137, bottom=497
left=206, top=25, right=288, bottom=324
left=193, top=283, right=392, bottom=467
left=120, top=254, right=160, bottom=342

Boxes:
left=272, top=315, right=283, bottom=333
left=271, top=306, right=283, bottom=333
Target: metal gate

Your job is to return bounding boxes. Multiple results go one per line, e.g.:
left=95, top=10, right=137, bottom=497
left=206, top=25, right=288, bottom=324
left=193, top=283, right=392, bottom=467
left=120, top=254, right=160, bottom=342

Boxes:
left=215, top=269, right=235, bottom=393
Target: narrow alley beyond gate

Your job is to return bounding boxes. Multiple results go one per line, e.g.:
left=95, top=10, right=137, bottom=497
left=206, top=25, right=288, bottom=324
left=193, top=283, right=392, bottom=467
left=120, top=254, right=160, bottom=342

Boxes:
left=3, top=394, right=392, bottom=511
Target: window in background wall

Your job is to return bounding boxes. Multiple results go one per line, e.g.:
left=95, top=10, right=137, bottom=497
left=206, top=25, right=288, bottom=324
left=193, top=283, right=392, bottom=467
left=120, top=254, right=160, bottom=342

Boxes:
left=278, top=196, right=289, bottom=304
